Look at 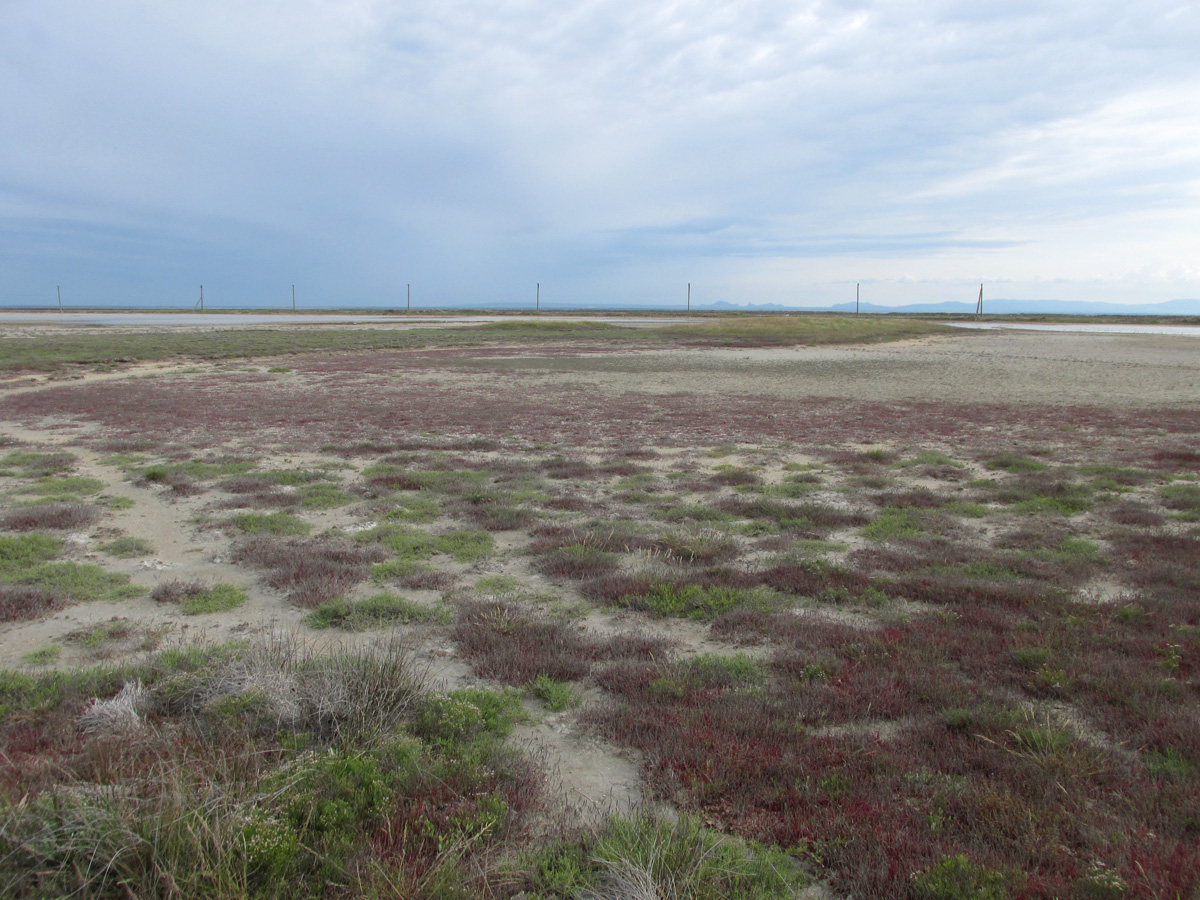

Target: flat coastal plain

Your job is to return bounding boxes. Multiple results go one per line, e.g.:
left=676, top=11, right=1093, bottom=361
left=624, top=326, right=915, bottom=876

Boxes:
left=1, top=319, right=1197, bottom=900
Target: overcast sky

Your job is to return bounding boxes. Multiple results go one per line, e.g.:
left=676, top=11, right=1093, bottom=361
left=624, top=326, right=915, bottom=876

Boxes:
left=3, top=1, right=1199, bottom=309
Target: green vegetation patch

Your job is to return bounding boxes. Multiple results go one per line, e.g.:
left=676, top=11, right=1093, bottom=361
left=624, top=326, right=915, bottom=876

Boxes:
left=181, top=583, right=249, bottom=615
left=622, top=582, right=783, bottom=620
left=657, top=315, right=957, bottom=347
left=99, top=536, right=154, bottom=559
left=1160, top=483, right=1200, bottom=521
left=862, top=507, right=928, bottom=541
left=985, top=452, right=1049, bottom=474
left=231, top=512, right=312, bottom=536
left=1012, top=488, right=1093, bottom=517
left=305, top=592, right=452, bottom=630
left=520, top=814, right=806, bottom=899
left=656, top=503, right=734, bottom=524
left=530, top=675, right=581, bottom=712
left=0, top=451, right=77, bottom=477
left=297, top=483, right=353, bottom=510
left=912, top=853, right=1022, bottom=900
left=898, top=450, right=964, bottom=469
left=476, top=575, right=522, bottom=594
left=22, top=476, right=105, bottom=498
left=1, top=536, right=141, bottom=601
left=260, top=468, right=335, bottom=486
left=141, top=459, right=257, bottom=482
left=20, top=646, right=61, bottom=666
left=379, top=494, right=440, bottom=523
left=98, top=495, right=136, bottom=511
left=358, top=523, right=493, bottom=563
left=0, top=533, right=64, bottom=576
left=361, top=462, right=489, bottom=493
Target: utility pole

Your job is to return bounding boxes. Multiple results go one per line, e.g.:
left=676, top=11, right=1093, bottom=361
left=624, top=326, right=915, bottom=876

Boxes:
left=976, top=283, right=983, bottom=318
left=856, top=283, right=860, bottom=316
left=687, top=283, right=691, bottom=311
left=407, top=284, right=411, bottom=311
left=199, top=285, right=204, bottom=312
left=536, top=283, right=540, bottom=312
left=292, top=284, right=296, bottom=311
left=57, top=285, right=62, bottom=313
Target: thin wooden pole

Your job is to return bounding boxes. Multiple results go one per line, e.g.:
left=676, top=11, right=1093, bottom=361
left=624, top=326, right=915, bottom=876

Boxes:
left=687, top=283, right=691, bottom=311
left=856, top=283, right=860, bottom=316
left=292, top=284, right=296, bottom=311
left=407, top=284, right=411, bottom=310
left=200, top=285, right=204, bottom=312
left=977, top=283, right=983, bottom=318
left=57, top=285, right=62, bottom=313
left=536, top=283, right=540, bottom=311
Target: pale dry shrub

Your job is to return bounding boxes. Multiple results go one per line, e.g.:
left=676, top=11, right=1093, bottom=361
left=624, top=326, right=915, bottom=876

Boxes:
left=79, top=680, right=147, bottom=736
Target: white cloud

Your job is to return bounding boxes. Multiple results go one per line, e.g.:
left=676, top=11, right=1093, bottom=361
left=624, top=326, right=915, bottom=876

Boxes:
left=2, top=0, right=1199, bottom=306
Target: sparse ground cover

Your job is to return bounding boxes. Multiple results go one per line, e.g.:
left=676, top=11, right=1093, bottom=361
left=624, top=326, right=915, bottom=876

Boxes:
left=0, top=317, right=1197, bottom=898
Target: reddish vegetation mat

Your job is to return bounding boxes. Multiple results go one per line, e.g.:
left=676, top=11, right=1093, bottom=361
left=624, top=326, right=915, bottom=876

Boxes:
left=2, top=336, right=1198, bottom=899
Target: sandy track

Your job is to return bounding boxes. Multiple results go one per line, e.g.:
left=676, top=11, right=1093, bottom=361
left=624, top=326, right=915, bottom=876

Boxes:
left=447, top=331, right=1200, bottom=408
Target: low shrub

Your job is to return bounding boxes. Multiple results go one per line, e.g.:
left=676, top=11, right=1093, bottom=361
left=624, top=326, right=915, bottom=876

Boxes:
left=0, top=585, right=68, bottom=622
left=452, top=601, right=596, bottom=684
left=233, top=536, right=390, bottom=607
left=0, top=502, right=100, bottom=532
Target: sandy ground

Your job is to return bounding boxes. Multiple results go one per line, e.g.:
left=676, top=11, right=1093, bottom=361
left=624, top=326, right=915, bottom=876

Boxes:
left=444, top=330, right=1200, bottom=408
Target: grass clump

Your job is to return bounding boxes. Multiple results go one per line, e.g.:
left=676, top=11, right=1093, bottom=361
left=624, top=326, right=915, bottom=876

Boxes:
left=530, top=674, right=581, bottom=712
left=985, top=452, right=1049, bottom=474
left=1160, top=483, right=1200, bottom=521
left=99, top=536, right=154, bottom=558
left=182, top=584, right=248, bottom=615
left=260, top=468, right=335, bottom=486
left=152, top=579, right=248, bottom=614
left=378, top=494, right=440, bottom=523
left=8, top=560, right=142, bottom=602
left=297, top=483, right=353, bottom=510
left=912, top=853, right=1019, bottom=899
left=658, top=315, right=955, bottom=347
left=22, top=475, right=105, bottom=498
left=305, top=592, right=452, bottom=630
left=899, top=450, right=964, bottom=469
left=476, top=575, right=522, bottom=595
left=20, top=646, right=61, bottom=666
left=0, top=451, right=77, bottom=477
left=520, top=814, right=806, bottom=899
left=862, top=507, right=928, bottom=541
left=140, top=459, right=257, bottom=482
left=358, top=524, right=494, bottom=564
left=0, top=533, right=63, bottom=574
left=438, top=529, right=495, bottom=562
left=629, top=583, right=780, bottom=620
left=681, top=652, right=767, bottom=689
left=231, top=512, right=312, bottom=536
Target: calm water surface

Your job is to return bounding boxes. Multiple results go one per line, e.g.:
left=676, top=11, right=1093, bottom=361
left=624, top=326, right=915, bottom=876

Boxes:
left=2, top=313, right=1197, bottom=336
left=946, top=322, right=1200, bottom=337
